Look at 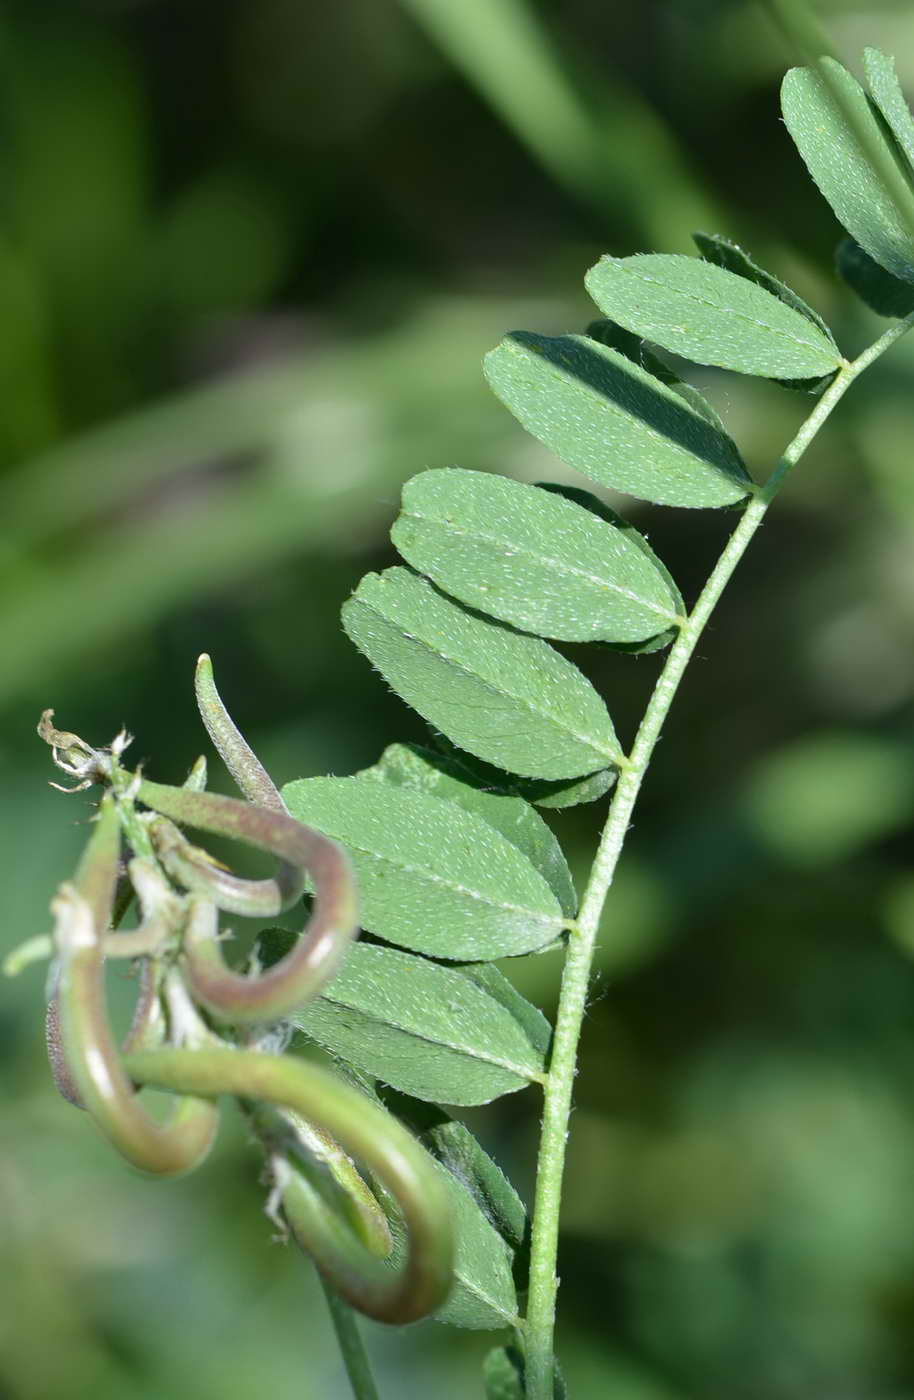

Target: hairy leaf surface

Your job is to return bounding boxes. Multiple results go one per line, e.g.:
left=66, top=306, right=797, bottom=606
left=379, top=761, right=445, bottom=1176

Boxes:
left=484, top=332, right=751, bottom=508
left=585, top=254, right=841, bottom=378
left=586, top=317, right=728, bottom=432
left=864, top=48, right=914, bottom=172
left=423, top=1116, right=527, bottom=1252
left=433, top=1167, right=519, bottom=1329
left=392, top=469, right=682, bottom=644
left=282, top=775, right=566, bottom=958
left=692, top=232, right=835, bottom=341
left=537, top=482, right=682, bottom=654
left=342, top=567, right=621, bottom=779
left=292, top=943, right=548, bottom=1105
left=361, top=742, right=576, bottom=915
left=782, top=59, right=914, bottom=285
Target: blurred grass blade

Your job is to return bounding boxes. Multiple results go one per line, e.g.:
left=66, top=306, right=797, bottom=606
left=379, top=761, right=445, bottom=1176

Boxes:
left=397, top=0, right=719, bottom=245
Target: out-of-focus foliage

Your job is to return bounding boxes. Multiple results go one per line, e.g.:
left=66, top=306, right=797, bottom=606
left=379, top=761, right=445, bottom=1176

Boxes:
left=2, top=2, right=914, bottom=1397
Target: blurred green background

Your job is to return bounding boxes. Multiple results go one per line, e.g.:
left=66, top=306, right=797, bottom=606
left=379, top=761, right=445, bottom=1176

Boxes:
left=3, top=2, right=914, bottom=1396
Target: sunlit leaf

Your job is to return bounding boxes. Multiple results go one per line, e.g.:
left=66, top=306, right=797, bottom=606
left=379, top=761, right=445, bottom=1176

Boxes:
left=342, top=567, right=622, bottom=779
left=292, top=943, right=549, bottom=1105
left=781, top=59, right=914, bottom=285
left=537, top=482, right=682, bottom=654
left=392, top=468, right=682, bottom=643
left=282, top=775, right=566, bottom=958
left=863, top=48, right=914, bottom=173
left=692, top=231, right=837, bottom=393
left=361, top=742, right=576, bottom=916
left=585, top=254, right=842, bottom=378
left=484, top=332, right=751, bottom=509
left=692, top=232, right=835, bottom=341
left=586, top=317, right=728, bottom=433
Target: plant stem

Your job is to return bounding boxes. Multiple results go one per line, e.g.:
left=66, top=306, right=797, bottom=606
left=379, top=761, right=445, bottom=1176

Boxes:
left=522, top=313, right=914, bottom=1400
left=319, top=1276, right=382, bottom=1400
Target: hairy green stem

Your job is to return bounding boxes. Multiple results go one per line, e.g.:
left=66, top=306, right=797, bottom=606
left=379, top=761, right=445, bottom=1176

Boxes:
left=320, top=1278, right=382, bottom=1400
left=522, top=313, right=914, bottom=1400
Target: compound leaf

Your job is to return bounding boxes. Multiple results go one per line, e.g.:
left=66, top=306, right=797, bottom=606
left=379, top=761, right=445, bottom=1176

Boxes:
left=484, top=332, right=751, bottom=509
left=282, top=774, right=565, bottom=959
left=585, top=254, right=842, bottom=378
left=392, top=469, right=682, bottom=644
left=361, top=741, right=576, bottom=916
left=342, top=566, right=622, bottom=779
left=290, top=943, right=549, bottom=1105
left=781, top=59, right=914, bottom=286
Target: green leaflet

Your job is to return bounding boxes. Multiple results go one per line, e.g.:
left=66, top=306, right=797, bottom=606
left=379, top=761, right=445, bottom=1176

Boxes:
left=484, top=332, right=752, bottom=509
left=341, top=567, right=622, bottom=779
left=433, top=1165, right=519, bottom=1329
left=863, top=48, right=914, bottom=173
left=291, top=943, right=548, bottom=1105
left=692, top=231, right=837, bottom=393
left=692, top=231, right=835, bottom=342
left=459, top=962, right=552, bottom=1063
left=781, top=59, right=914, bottom=286
left=282, top=775, right=566, bottom=959
left=392, top=468, right=682, bottom=644
left=836, top=237, right=914, bottom=318
left=586, top=317, right=728, bottom=433
left=528, top=767, right=617, bottom=808
left=427, top=734, right=618, bottom=811
left=360, top=741, right=577, bottom=916
left=585, top=254, right=842, bottom=378
left=382, top=1093, right=527, bottom=1253
left=537, top=482, right=682, bottom=655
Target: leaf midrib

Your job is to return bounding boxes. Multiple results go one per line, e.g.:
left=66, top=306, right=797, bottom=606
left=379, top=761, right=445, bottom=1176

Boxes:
left=312, top=990, right=544, bottom=1083
left=608, top=261, right=838, bottom=361
left=340, top=834, right=562, bottom=926
left=357, top=595, right=621, bottom=766
left=501, top=339, right=750, bottom=488
left=401, top=506, right=679, bottom=625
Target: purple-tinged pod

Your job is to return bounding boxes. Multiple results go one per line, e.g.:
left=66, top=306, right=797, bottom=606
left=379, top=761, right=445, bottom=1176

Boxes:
left=123, top=1045, right=454, bottom=1324
left=51, top=796, right=219, bottom=1175
left=149, top=816, right=305, bottom=917
left=135, top=782, right=358, bottom=1024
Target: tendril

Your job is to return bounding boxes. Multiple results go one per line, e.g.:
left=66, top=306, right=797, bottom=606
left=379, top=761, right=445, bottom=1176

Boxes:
left=23, top=658, right=455, bottom=1326
left=123, top=1045, right=454, bottom=1323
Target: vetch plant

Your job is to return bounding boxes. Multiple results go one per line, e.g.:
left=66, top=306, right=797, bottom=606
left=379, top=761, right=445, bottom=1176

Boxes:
left=9, top=38, right=914, bottom=1400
